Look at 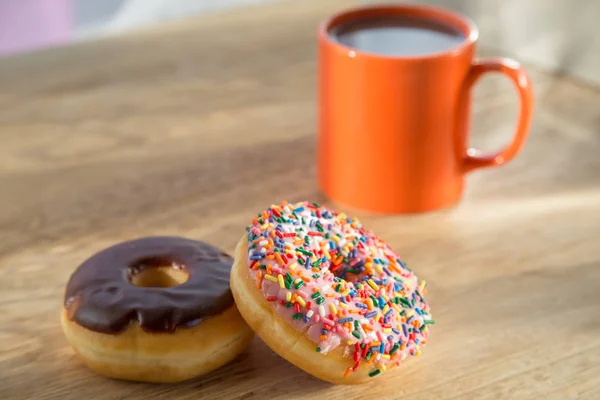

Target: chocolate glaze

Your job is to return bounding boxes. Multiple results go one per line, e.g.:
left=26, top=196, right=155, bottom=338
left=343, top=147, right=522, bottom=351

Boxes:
left=64, top=236, right=234, bottom=334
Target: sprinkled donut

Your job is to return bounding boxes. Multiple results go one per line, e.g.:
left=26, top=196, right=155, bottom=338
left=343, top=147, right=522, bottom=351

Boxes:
left=230, top=201, right=433, bottom=384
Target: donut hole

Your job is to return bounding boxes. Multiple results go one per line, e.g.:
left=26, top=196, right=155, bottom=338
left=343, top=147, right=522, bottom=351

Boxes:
left=130, top=267, right=188, bottom=288
left=337, top=272, right=365, bottom=285
left=129, top=257, right=189, bottom=288
left=330, top=264, right=371, bottom=285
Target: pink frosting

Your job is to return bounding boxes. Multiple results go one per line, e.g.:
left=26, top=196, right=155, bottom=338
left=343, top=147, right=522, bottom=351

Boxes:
left=246, top=201, right=432, bottom=377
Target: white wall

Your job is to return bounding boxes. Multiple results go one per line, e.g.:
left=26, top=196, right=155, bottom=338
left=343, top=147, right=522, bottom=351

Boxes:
left=364, top=0, right=600, bottom=86
left=73, top=0, right=279, bottom=38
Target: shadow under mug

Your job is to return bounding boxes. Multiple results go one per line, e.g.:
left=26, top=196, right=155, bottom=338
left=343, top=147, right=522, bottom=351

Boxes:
left=317, top=4, right=534, bottom=214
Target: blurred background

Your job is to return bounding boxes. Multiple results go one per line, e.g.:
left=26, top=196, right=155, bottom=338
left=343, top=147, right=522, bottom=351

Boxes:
left=0, top=0, right=598, bottom=85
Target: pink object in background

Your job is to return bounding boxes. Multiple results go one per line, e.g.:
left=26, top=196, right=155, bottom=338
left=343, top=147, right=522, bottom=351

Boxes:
left=0, top=0, right=73, bottom=56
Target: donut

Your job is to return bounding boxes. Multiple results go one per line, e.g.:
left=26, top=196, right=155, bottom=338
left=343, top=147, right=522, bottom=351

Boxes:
left=61, top=236, right=254, bottom=383
left=231, top=201, right=433, bottom=384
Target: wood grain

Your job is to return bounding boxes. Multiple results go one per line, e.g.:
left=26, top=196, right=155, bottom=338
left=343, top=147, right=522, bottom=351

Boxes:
left=1, top=0, right=599, bottom=399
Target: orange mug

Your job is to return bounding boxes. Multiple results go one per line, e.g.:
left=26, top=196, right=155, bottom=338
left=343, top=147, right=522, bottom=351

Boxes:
left=317, top=4, right=534, bottom=214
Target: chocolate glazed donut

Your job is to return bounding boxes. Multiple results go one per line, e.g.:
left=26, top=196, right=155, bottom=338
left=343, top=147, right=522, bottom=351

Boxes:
left=61, top=236, right=254, bottom=383
left=64, top=236, right=234, bottom=333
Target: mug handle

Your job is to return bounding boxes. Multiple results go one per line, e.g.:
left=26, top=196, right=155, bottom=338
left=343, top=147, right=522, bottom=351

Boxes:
left=457, top=58, right=534, bottom=173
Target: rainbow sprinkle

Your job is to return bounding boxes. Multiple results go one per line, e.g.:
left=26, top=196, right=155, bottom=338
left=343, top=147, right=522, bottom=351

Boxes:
left=246, top=201, right=432, bottom=378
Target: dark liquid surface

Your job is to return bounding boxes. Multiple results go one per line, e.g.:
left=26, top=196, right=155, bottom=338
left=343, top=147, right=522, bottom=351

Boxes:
left=330, top=16, right=465, bottom=56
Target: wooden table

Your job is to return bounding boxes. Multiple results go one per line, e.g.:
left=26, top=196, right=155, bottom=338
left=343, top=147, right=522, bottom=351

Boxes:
left=1, top=1, right=599, bottom=399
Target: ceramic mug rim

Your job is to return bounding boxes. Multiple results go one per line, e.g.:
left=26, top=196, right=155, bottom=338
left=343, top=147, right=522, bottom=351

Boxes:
left=319, top=3, right=479, bottom=61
